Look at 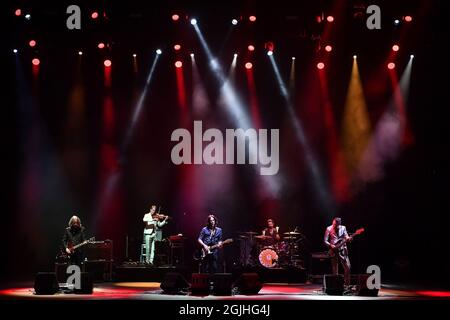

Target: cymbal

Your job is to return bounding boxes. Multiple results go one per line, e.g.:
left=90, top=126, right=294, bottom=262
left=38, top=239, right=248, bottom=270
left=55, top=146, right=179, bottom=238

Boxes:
left=239, top=231, right=258, bottom=235
left=254, top=235, right=271, bottom=240
left=283, top=231, right=301, bottom=236
left=283, top=236, right=298, bottom=240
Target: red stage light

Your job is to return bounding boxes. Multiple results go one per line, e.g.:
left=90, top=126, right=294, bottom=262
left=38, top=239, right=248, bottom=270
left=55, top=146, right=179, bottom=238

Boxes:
left=98, top=42, right=105, bottom=49
left=104, top=59, right=112, bottom=67
left=317, top=62, right=325, bottom=70
left=327, top=16, right=334, bottom=22
left=249, top=15, right=256, bottom=22
left=174, top=44, right=181, bottom=51
left=175, top=61, right=183, bottom=68
left=91, top=12, right=99, bottom=19
left=404, top=16, right=413, bottom=22
left=245, top=62, right=253, bottom=69
left=248, top=45, right=255, bottom=51
left=172, top=14, right=180, bottom=21
left=325, top=45, right=333, bottom=52
left=15, top=9, right=22, bottom=16
left=387, top=62, right=395, bottom=70
left=32, top=58, right=40, bottom=66
left=29, top=40, right=36, bottom=47
left=392, top=44, right=400, bottom=52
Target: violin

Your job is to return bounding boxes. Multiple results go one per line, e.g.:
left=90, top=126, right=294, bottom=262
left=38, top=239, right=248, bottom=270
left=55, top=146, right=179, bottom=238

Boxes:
left=153, top=214, right=172, bottom=221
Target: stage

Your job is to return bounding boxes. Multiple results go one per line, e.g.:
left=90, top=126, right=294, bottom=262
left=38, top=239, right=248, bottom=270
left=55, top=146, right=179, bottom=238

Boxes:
left=2, top=282, right=450, bottom=300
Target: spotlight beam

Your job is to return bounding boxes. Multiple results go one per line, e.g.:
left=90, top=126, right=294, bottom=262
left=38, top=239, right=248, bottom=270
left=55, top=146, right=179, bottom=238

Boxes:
left=193, top=23, right=281, bottom=194
left=122, top=53, right=160, bottom=151
left=269, top=55, right=334, bottom=212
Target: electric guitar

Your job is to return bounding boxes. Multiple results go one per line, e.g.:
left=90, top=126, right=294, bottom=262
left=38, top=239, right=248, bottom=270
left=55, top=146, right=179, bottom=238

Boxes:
left=329, top=228, right=364, bottom=257
left=195, top=238, right=234, bottom=260
left=62, top=237, right=95, bottom=258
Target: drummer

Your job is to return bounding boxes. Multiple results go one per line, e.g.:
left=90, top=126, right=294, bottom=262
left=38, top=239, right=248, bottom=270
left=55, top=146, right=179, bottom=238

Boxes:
left=262, top=218, right=280, bottom=246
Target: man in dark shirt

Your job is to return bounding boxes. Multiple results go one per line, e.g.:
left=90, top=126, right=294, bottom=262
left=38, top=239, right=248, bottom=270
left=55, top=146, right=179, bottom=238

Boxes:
left=198, top=214, right=223, bottom=273
left=262, top=218, right=280, bottom=246
left=62, top=215, right=86, bottom=266
left=324, top=217, right=351, bottom=286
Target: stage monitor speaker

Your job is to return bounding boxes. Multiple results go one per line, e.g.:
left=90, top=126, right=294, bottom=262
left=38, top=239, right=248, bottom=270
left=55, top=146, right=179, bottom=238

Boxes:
left=191, top=273, right=210, bottom=295
left=234, top=273, right=262, bottom=295
left=212, top=273, right=233, bottom=296
left=356, top=274, right=379, bottom=296
left=160, top=272, right=190, bottom=293
left=323, top=274, right=344, bottom=295
left=73, top=272, right=93, bottom=294
left=34, top=272, right=59, bottom=295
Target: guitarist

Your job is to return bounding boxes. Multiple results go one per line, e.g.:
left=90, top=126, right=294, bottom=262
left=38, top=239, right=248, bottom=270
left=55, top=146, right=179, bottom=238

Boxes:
left=324, top=217, right=351, bottom=287
left=198, top=215, right=223, bottom=273
left=62, top=215, right=86, bottom=266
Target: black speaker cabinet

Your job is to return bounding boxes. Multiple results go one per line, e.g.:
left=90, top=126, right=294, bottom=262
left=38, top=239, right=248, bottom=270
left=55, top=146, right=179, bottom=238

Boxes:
left=212, top=273, right=233, bottom=296
left=73, top=272, right=93, bottom=294
left=323, top=274, right=344, bottom=295
left=34, top=272, right=59, bottom=295
left=191, top=273, right=210, bottom=295
left=356, top=274, right=379, bottom=296
left=234, top=273, right=262, bottom=295
left=160, top=272, right=190, bottom=293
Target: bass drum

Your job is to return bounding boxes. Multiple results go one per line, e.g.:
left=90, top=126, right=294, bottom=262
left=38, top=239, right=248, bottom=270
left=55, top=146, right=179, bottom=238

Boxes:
left=258, top=247, right=278, bottom=268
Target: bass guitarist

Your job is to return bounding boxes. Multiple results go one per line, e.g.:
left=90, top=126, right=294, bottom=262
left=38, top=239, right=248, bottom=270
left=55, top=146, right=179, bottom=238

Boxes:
left=198, top=214, right=223, bottom=273
left=62, top=215, right=86, bottom=266
left=324, top=217, right=352, bottom=287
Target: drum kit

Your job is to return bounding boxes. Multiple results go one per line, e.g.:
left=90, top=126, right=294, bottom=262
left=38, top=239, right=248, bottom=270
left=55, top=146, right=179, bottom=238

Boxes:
left=237, top=229, right=305, bottom=269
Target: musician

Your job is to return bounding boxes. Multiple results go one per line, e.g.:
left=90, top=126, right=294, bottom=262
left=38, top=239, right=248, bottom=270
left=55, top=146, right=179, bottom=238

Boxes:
left=324, top=217, right=351, bottom=286
left=262, top=218, right=280, bottom=246
left=62, top=215, right=86, bottom=266
left=143, top=205, right=169, bottom=265
left=198, top=215, right=223, bottom=273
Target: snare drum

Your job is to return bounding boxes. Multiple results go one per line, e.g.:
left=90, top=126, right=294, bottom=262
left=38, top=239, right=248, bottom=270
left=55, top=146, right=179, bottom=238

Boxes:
left=258, top=247, right=278, bottom=268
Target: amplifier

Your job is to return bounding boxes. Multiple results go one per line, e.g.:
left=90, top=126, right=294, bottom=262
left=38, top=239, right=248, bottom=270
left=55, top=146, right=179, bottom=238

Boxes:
left=85, top=240, right=113, bottom=261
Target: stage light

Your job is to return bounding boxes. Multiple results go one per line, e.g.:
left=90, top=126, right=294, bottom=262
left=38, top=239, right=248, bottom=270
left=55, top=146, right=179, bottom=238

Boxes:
left=104, top=59, right=112, bottom=67
left=232, top=19, right=238, bottom=25
left=248, top=45, right=255, bottom=51
left=292, top=57, right=295, bottom=60
left=91, top=11, right=99, bottom=19
left=190, top=53, right=195, bottom=58
left=392, top=44, right=400, bottom=52
left=15, top=9, right=22, bottom=16
left=267, top=50, right=273, bottom=56
left=78, top=51, right=83, bottom=56
left=249, top=15, right=256, bottom=22
left=156, top=49, right=162, bottom=55
left=353, top=55, right=357, bottom=59
left=410, top=54, right=414, bottom=59
left=98, top=42, right=105, bottom=49
left=317, top=62, right=325, bottom=70
left=13, top=49, right=18, bottom=54
left=29, top=40, right=36, bottom=47
left=25, top=14, right=31, bottom=20
left=327, top=16, right=334, bottom=22
left=325, top=45, right=333, bottom=52
left=234, top=53, right=238, bottom=58
left=404, top=15, right=413, bottom=22
left=174, top=44, right=181, bottom=51
left=394, top=19, right=400, bottom=25
left=245, top=62, right=253, bottom=69
left=175, top=61, right=183, bottom=68
left=387, top=62, right=395, bottom=70
left=133, top=53, right=137, bottom=58
left=32, top=58, right=40, bottom=66
left=190, top=18, right=197, bottom=25
left=172, top=14, right=179, bottom=21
